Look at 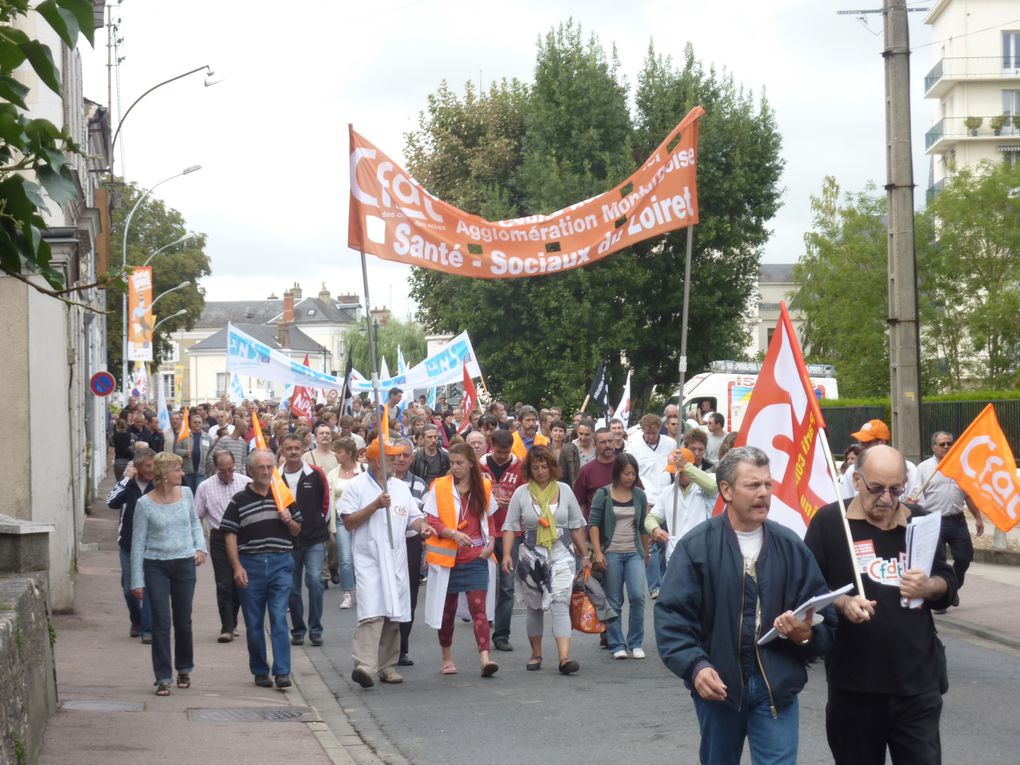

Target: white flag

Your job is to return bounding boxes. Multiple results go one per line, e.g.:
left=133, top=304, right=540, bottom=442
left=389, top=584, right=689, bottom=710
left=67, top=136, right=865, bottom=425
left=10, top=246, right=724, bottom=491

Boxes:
left=380, top=356, right=391, bottom=381
left=228, top=373, right=246, bottom=405
left=615, top=370, right=632, bottom=429
left=157, top=372, right=171, bottom=431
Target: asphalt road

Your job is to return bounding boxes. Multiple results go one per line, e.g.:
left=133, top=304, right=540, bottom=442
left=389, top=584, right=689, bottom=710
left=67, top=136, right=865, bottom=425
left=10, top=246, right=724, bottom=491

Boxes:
left=304, top=582, right=1020, bottom=765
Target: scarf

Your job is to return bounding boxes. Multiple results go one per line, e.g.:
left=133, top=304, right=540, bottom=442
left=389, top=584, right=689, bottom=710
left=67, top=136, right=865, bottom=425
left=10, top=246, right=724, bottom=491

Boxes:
left=529, top=480, right=559, bottom=550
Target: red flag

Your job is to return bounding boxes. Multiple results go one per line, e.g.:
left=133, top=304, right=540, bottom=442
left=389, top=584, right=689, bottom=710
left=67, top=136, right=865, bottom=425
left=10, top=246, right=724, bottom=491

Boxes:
left=290, top=354, right=314, bottom=422
left=720, top=302, right=838, bottom=537
left=936, top=404, right=1020, bottom=532
left=457, top=362, right=478, bottom=434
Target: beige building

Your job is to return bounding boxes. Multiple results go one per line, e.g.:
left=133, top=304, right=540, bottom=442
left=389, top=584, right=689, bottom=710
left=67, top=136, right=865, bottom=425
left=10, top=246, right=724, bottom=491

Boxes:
left=161, top=283, right=360, bottom=405
left=924, top=0, right=1020, bottom=194
left=0, top=21, right=110, bottom=610
left=747, top=263, right=805, bottom=357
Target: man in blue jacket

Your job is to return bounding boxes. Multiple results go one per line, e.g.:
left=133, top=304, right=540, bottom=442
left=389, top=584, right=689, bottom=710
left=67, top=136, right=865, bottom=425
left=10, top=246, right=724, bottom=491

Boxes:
left=655, top=446, right=837, bottom=765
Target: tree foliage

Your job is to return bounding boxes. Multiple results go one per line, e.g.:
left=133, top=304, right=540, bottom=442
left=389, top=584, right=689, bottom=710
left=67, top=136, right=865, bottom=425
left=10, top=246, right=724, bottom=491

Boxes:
left=344, top=317, right=427, bottom=379
left=407, top=24, right=783, bottom=414
left=923, top=161, right=1020, bottom=389
left=793, top=177, right=892, bottom=397
left=106, top=183, right=210, bottom=374
left=0, top=0, right=97, bottom=291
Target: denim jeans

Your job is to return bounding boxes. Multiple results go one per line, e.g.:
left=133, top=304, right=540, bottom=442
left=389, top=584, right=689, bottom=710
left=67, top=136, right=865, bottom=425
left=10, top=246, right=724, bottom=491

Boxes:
left=182, top=473, right=205, bottom=494
left=604, top=550, right=646, bottom=652
left=120, top=547, right=152, bottom=636
left=289, top=542, right=326, bottom=639
left=143, top=557, right=197, bottom=684
left=335, top=524, right=355, bottom=592
left=692, top=664, right=800, bottom=765
left=492, top=536, right=520, bottom=641
left=645, top=539, right=665, bottom=592
left=239, top=552, right=294, bottom=677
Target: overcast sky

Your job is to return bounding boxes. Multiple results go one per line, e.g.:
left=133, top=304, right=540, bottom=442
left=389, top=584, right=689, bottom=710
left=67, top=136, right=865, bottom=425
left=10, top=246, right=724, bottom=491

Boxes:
left=80, top=0, right=942, bottom=320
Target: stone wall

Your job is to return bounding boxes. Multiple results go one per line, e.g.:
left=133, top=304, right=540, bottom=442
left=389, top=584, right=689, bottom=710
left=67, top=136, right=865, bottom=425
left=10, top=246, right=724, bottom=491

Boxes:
left=0, top=575, right=56, bottom=765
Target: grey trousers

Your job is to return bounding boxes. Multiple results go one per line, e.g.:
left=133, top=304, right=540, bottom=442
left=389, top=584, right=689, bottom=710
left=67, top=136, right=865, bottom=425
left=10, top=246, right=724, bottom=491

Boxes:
left=352, top=617, right=400, bottom=675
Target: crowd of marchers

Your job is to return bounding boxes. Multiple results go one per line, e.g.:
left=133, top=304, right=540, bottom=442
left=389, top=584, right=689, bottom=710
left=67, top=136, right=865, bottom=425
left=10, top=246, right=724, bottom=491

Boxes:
left=108, top=391, right=981, bottom=765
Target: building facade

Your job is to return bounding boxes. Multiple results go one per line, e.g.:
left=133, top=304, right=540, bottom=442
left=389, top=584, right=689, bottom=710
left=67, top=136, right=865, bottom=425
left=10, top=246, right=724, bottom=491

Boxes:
left=924, top=0, right=1020, bottom=195
left=746, top=263, right=806, bottom=357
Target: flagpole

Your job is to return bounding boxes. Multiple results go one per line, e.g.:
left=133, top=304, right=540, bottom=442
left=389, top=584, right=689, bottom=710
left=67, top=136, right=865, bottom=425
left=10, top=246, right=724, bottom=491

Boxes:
left=579, top=395, right=591, bottom=414
left=359, top=249, right=393, bottom=547
left=676, top=225, right=694, bottom=415
left=818, top=433, right=866, bottom=596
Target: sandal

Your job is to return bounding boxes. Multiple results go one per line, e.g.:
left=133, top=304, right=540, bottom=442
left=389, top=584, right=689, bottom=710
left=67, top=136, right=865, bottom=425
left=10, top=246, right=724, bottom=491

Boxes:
left=177, top=673, right=191, bottom=689
left=439, top=662, right=458, bottom=675
left=155, top=682, right=171, bottom=696
left=481, top=661, right=499, bottom=678
left=526, top=656, right=543, bottom=671
left=559, top=658, right=580, bottom=675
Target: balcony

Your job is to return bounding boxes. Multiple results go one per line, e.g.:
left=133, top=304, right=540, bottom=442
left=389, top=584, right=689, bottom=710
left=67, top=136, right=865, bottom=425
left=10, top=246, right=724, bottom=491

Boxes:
left=926, top=114, right=1020, bottom=155
left=926, top=178, right=945, bottom=203
left=924, top=56, right=1020, bottom=98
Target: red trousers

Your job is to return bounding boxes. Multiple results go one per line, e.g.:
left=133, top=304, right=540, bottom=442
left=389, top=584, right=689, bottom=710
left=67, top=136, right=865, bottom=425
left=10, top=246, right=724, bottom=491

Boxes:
left=438, top=590, right=489, bottom=651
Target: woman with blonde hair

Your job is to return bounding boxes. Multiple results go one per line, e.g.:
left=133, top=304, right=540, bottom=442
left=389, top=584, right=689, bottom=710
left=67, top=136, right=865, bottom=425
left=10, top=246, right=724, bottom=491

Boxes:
left=326, top=436, right=363, bottom=609
left=130, top=452, right=207, bottom=696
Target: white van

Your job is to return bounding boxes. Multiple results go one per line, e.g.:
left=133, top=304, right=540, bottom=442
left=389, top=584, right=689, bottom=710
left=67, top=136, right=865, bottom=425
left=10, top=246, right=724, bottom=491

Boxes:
left=680, top=360, right=838, bottom=433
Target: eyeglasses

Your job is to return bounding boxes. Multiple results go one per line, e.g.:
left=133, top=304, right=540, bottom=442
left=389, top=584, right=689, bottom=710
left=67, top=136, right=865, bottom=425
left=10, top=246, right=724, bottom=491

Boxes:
left=935, top=441, right=953, bottom=448
left=857, top=473, right=904, bottom=499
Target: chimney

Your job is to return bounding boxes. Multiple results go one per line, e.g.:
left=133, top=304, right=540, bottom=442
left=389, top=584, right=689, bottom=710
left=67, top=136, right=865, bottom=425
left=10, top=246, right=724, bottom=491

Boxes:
left=337, top=293, right=360, bottom=305
left=279, top=290, right=294, bottom=349
left=318, top=282, right=330, bottom=302
left=282, top=290, right=294, bottom=323
left=291, top=281, right=302, bottom=301
left=370, top=306, right=391, bottom=326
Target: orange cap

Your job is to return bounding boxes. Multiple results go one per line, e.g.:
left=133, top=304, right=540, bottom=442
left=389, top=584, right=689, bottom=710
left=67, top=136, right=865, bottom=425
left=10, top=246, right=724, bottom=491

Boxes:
left=851, top=419, right=891, bottom=443
left=665, top=447, right=696, bottom=473
left=365, top=438, right=403, bottom=461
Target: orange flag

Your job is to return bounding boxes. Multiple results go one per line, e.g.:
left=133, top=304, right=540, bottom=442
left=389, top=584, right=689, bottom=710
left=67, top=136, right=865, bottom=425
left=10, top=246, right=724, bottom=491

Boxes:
left=381, top=403, right=390, bottom=443
left=936, top=404, right=1020, bottom=533
left=250, top=412, right=296, bottom=512
left=179, top=407, right=191, bottom=441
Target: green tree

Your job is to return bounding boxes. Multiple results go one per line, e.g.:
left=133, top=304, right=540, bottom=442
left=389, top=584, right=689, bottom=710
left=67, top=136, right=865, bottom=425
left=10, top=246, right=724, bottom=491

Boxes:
left=0, top=0, right=100, bottom=293
left=923, top=161, right=1020, bottom=388
left=407, top=25, right=783, bottom=414
left=793, top=177, right=890, bottom=397
left=106, top=183, right=210, bottom=374
left=345, top=318, right=427, bottom=379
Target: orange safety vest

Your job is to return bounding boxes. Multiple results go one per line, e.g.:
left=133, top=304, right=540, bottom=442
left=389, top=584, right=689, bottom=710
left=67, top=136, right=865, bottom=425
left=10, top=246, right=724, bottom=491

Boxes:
left=424, top=475, right=493, bottom=568
left=511, top=430, right=549, bottom=461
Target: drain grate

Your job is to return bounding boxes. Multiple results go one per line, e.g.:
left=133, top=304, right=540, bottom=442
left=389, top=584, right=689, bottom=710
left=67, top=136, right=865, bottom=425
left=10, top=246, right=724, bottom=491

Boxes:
left=188, top=706, right=319, bottom=723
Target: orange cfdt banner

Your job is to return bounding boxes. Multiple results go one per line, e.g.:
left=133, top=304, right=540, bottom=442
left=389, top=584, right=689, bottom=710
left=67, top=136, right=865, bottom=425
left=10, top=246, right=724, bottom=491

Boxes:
left=936, top=404, right=1020, bottom=533
left=127, top=266, right=154, bottom=361
left=349, top=107, right=704, bottom=279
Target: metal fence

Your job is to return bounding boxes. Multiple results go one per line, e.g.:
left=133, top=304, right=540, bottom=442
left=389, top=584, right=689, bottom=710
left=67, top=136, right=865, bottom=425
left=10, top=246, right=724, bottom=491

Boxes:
left=821, top=400, right=1020, bottom=460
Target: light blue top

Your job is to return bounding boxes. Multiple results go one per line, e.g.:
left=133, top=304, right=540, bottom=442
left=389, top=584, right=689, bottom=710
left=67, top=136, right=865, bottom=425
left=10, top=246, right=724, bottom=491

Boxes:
left=130, top=487, right=207, bottom=589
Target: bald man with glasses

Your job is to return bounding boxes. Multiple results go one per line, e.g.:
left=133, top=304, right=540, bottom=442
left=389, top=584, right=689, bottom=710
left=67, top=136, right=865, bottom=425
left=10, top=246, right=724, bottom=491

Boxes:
left=910, top=431, right=984, bottom=597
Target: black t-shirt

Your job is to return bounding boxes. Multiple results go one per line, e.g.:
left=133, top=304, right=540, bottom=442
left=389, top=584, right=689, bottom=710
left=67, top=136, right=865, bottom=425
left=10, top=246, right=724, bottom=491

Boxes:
left=484, top=455, right=512, bottom=482
left=804, top=502, right=956, bottom=696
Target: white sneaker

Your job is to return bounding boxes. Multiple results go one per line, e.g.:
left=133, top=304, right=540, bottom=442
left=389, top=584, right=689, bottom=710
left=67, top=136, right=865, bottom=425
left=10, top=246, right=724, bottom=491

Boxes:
left=612, top=650, right=628, bottom=660
left=340, top=592, right=353, bottom=609
left=630, top=647, right=646, bottom=659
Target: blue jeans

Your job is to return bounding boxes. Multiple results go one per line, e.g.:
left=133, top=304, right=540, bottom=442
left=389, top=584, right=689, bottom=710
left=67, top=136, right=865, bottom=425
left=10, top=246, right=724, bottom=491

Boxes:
left=289, top=542, right=326, bottom=639
left=492, top=536, right=520, bottom=641
left=120, top=547, right=151, bottom=636
left=604, top=550, right=646, bottom=652
left=692, top=664, right=800, bottom=765
left=239, top=552, right=294, bottom=677
left=143, top=557, right=197, bottom=684
left=645, top=539, right=665, bottom=592
left=335, top=525, right=355, bottom=592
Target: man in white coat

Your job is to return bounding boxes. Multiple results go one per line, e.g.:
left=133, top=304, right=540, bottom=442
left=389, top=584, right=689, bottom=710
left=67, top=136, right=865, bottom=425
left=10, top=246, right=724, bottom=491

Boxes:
left=645, top=448, right=718, bottom=563
left=340, top=438, right=432, bottom=688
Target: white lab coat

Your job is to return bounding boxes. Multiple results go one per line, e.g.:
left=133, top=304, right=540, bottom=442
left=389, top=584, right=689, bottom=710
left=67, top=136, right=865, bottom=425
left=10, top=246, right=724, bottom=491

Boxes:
left=339, top=470, right=422, bottom=622
left=422, top=478, right=498, bottom=629
left=651, top=481, right=717, bottom=562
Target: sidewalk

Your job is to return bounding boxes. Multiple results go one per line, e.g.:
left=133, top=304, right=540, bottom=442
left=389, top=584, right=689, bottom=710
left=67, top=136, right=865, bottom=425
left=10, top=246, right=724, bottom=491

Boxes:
left=936, top=561, right=1020, bottom=651
left=39, top=473, right=354, bottom=765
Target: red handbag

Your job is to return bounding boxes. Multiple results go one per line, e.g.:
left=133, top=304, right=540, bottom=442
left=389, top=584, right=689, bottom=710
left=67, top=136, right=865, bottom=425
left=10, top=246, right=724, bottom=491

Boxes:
left=570, top=569, right=606, bottom=634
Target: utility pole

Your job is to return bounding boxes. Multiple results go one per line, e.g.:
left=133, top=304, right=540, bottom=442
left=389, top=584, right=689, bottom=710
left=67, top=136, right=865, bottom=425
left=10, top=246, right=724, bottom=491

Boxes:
left=883, top=0, right=924, bottom=463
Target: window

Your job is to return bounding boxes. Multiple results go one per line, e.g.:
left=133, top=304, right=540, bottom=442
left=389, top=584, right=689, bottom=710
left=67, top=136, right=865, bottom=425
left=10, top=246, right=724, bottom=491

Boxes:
left=1004, top=32, right=1020, bottom=72
left=1002, top=90, right=1020, bottom=134
left=161, top=372, right=175, bottom=400
left=216, top=372, right=228, bottom=397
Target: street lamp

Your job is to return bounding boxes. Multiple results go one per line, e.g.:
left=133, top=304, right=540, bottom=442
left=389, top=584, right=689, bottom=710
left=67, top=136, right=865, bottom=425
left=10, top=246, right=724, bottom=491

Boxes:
left=150, top=280, right=191, bottom=309
left=121, top=165, right=202, bottom=402
left=153, top=309, right=188, bottom=333
left=143, top=231, right=197, bottom=267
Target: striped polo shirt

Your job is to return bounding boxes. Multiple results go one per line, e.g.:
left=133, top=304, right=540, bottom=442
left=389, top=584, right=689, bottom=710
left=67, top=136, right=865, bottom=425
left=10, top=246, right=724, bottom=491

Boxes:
left=220, top=485, right=303, bottom=554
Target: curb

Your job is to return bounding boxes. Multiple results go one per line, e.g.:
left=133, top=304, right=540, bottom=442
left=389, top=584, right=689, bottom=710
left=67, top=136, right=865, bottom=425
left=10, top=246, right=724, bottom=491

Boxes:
left=936, top=614, right=1020, bottom=652
left=290, top=647, right=359, bottom=765
left=973, top=547, right=1020, bottom=566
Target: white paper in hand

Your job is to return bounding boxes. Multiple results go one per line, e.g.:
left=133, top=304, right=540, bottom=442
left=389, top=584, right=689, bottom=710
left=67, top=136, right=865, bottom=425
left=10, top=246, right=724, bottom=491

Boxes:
left=757, top=583, right=854, bottom=645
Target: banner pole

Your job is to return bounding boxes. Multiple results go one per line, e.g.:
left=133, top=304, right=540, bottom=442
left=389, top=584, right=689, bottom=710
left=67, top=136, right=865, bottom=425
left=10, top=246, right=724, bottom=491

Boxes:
left=676, top=225, right=695, bottom=417
left=818, top=433, right=866, bottom=595
left=360, top=249, right=393, bottom=547
left=579, top=395, right=591, bottom=414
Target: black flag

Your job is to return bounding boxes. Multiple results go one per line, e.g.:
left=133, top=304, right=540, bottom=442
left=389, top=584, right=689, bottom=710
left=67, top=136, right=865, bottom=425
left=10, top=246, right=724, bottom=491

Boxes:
left=587, top=359, right=610, bottom=414
left=338, top=350, right=354, bottom=415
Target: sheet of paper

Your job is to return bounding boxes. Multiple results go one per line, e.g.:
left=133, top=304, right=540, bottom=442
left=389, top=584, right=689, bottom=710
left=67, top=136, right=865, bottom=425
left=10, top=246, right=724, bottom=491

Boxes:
left=902, top=511, right=943, bottom=609
left=757, top=583, right=854, bottom=645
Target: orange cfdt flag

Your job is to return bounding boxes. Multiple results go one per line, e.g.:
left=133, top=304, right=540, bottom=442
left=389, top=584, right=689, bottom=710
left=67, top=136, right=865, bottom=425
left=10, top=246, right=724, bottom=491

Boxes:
left=179, top=407, right=191, bottom=441
left=936, top=404, right=1020, bottom=533
left=381, top=403, right=390, bottom=443
left=250, top=412, right=296, bottom=512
